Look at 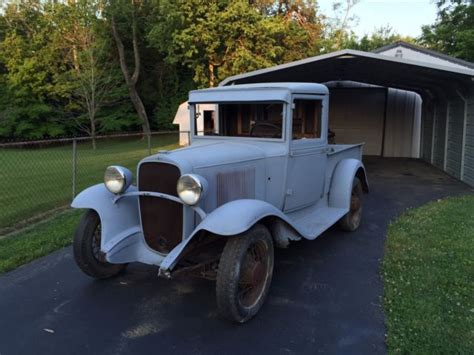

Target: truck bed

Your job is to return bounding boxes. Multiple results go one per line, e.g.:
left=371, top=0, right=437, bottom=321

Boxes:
left=286, top=143, right=365, bottom=240
left=327, top=143, right=364, bottom=158
left=325, top=143, right=364, bottom=188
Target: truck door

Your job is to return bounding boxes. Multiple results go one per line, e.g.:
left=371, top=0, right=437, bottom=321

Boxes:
left=284, top=95, right=328, bottom=212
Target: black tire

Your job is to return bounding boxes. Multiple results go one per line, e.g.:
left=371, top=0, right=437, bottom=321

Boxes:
left=73, top=209, right=126, bottom=279
left=339, top=177, right=363, bottom=232
left=216, top=224, right=274, bottom=323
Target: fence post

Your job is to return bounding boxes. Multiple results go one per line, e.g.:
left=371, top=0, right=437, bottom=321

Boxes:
left=147, top=133, right=151, bottom=155
left=72, top=139, right=77, bottom=200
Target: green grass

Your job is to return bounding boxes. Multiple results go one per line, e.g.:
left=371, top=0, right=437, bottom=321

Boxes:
left=0, top=133, right=179, bottom=232
left=0, top=209, right=83, bottom=273
left=383, top=195, right=474, bottom=354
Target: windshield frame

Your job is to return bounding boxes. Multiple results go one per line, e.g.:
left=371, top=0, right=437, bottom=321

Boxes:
left=189, top=100, right=287, bottom=143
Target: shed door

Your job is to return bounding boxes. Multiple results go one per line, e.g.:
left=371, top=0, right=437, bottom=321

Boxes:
left=329, top=88, right=386, bottom=156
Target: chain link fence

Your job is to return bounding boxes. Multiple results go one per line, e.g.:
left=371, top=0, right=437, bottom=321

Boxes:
left=0, top=131, right=185, bottom=236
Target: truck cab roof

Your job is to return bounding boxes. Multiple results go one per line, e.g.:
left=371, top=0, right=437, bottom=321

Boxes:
left=189, top=82, right=328, bottom=103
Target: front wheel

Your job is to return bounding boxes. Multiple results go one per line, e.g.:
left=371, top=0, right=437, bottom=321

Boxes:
left=339, top=177, right=363, bottom=232
left=73, top=209, right=126, bottom=279
left=216, top=224, right=274, bottom=323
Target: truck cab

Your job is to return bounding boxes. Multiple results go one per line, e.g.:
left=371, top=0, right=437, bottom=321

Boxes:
left=189, top=83, right=330, bottom=212
left=71, top=83, right=368, bottom=323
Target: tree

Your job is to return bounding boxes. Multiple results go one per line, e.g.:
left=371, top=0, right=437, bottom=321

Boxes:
left=70, top=42, right=126, bottom=149
left=251, top=0, right=325, bottom=61
left=419, top=0, right=474, bottom=62
left=109, top=1, right=151, bottom=135
left=0, top=1, right=69, bottom=139
left=148, top=0, right=318, bottom=87
left=322, top=0, right=360, bottom=51
left=51, top=1, right=125, bottom=148
left=347, top=26, right=414, bottom=52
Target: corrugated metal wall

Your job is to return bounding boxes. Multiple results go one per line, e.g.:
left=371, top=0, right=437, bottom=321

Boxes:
left=421, top=85, right=474, bottom=187
left=432, top=102, right=447, bottom=169
left=328, top=88, right=386, bottom=155
left=446, top=97, right=464, bottom=179
left=327, top=82, right=421, bottom=158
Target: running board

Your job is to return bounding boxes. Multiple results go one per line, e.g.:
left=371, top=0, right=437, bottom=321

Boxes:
left=286, top=204, right=348, bottom=240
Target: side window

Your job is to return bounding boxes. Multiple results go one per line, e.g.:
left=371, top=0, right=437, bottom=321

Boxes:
left=292, top=99, right=322, bottom=140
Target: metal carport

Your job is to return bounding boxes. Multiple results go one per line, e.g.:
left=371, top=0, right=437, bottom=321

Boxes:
left=221, top=49, right=474, bottom=187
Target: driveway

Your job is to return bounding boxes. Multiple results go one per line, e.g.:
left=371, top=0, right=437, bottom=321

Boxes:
left=0, top=158, right=471, bottom=355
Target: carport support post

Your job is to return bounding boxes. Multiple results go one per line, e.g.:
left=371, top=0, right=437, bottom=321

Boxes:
left=444, top=101, right=450, bottom=171
left=431, top=105, right=437, bottom=164
left=380, top=87, right=389, bottom=157
left=457, top=90, right=468, bottom=180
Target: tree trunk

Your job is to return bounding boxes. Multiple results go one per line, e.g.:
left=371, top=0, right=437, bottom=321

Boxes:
left=209, top=62, right=215, bottom=88
left=128, top=85, right=151, bottom=134
left=89, top=111, right=97, bottom=150
left=91, top=133, right=97, bottom=150
left=111, top=13, right=151, bottom=136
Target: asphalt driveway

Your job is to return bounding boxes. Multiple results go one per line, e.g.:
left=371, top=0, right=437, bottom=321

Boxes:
left=0, top=158, right=471, bottom=355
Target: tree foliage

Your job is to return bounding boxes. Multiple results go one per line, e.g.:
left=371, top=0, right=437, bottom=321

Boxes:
left=148, top=0, right=323, bottom=88
left=0, top=1, right=138, bottom=139
left=344, top=26, right=414, bottom=52
left=420, top=0, right=474, bottom=62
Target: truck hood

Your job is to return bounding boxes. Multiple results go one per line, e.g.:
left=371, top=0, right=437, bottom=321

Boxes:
left=141, top=140, right=286, bottom=172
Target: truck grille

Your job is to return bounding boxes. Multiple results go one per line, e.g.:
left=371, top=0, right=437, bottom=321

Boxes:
left=138, top=162, right=183, bottom=253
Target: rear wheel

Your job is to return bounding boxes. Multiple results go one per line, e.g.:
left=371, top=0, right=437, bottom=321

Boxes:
left=216, top=224, right=274, bottom=323
left=73, top=209, right=126, bottom=279
left=339, top=177, right=363, bottom=232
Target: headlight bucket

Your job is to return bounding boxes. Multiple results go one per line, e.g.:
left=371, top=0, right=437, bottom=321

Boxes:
left=104, top=165, right=132, bottom=194
left=177, top=174, right=206, bottom=205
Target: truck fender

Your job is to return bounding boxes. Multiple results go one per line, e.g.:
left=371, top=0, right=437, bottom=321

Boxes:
left=328, top=158, right=369, bottom=210
left=71, top=184, right=148, bottom=262
left=192, top=199, right=292, bottom=237
left=159, top=199, right=296, bottom=273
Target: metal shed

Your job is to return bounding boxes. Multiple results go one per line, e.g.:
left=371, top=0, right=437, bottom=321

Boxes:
left=220, top=45, right=474, bottom=187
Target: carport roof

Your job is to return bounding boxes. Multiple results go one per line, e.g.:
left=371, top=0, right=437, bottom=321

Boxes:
left=220, top=49, right=474, bottom=99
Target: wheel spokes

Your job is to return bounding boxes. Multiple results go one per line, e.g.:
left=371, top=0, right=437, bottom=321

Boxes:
left=91, top=224, right=105, bottom=262
left=238, top=240, right=269, bottom=308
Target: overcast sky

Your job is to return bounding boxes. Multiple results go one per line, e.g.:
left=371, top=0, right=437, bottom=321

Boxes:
left=319, top=0, right=439, bottom=38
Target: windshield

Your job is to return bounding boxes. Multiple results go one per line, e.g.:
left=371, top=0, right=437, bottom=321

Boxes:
left=192, top=102, right=284, bottom=139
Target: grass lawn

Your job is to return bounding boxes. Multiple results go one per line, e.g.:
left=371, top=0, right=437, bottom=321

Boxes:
left=0, top=133, right=179, bottom=233
left=0, top=209, right=82, bottom=273
left=383, top=195, right=474, bottom=354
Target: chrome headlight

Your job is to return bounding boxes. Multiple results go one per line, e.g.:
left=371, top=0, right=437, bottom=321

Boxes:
left=104, top=166, right=132, bottom=194
left=177, top=174, right=205, bottom=205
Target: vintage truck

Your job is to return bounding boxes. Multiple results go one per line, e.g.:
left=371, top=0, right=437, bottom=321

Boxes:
left=72, top=82, right=368, bottom=323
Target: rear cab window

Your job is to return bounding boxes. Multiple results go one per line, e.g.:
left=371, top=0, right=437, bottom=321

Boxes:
left=292, top=99, right=322, bottom=140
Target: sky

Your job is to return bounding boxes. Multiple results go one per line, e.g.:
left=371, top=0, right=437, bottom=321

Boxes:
left=318, top=0, right=439, bottom=38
